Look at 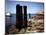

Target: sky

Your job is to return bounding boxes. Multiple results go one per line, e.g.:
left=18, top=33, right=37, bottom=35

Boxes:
left=5, top=0, right=44, bottom=14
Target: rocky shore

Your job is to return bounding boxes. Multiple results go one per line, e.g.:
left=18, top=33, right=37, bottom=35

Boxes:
left=26, top=11, right=44, bottom=33
left=6, top=11, right=44, bottom=34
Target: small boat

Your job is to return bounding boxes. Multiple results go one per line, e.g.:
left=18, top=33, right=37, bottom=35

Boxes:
left=5, top=12, right=12, bottom=17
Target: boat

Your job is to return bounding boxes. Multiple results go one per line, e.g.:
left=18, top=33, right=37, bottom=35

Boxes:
left=5, top=12, right=12, bottom=17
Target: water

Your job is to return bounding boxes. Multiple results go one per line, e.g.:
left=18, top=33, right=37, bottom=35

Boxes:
left=11, top=14, right=16, bottom=24
left=5, top=14, right=36, bottom=26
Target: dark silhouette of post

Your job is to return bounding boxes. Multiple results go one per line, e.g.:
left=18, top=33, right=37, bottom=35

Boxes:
left=16, top=4, right=23, bottom=29
left=29, top=13, right=31, bottom=18
left=23, top=6, right=27, bottom=28
left=16, top=4, right=27, bottom=30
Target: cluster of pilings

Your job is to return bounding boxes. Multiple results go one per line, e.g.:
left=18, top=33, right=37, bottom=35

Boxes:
left=16, top=4, right=27, bottom=30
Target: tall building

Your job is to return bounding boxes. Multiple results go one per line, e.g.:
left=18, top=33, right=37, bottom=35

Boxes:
left=16, top=4, right=27, bottom=29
